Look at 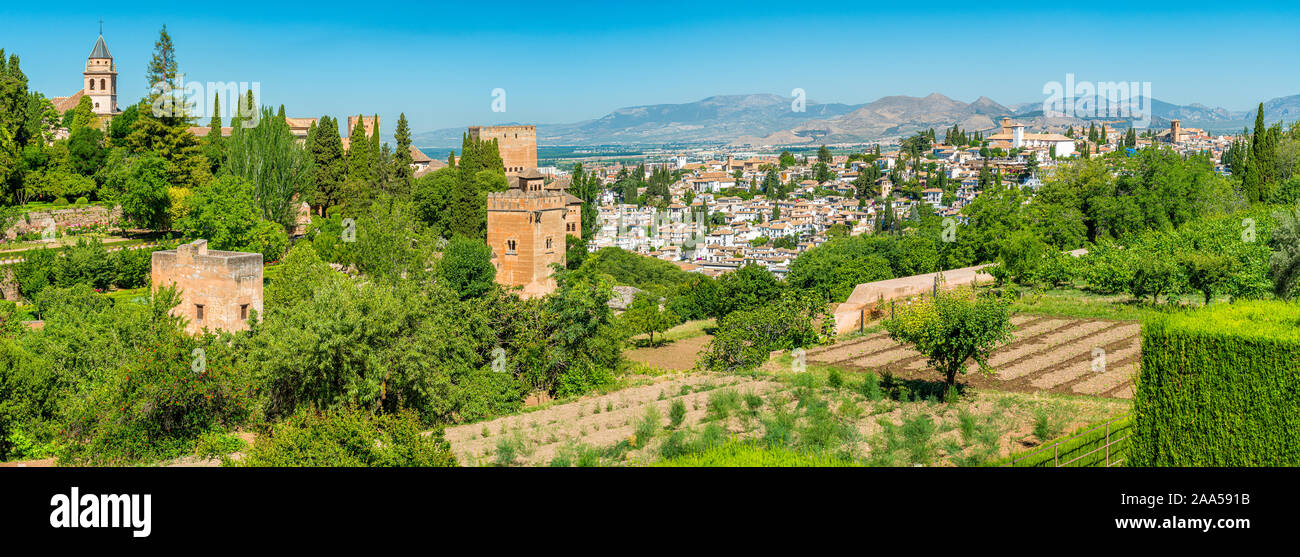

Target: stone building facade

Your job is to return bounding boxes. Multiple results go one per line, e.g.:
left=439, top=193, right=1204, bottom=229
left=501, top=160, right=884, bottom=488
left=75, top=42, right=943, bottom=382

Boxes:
left=469, top=125, right=537, bottom=175
left=151, top=240, right=263, bottom=335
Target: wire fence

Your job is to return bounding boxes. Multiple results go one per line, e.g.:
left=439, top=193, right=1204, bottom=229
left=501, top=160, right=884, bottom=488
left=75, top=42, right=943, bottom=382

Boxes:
left=1005, top=413, right=1132, bottom=467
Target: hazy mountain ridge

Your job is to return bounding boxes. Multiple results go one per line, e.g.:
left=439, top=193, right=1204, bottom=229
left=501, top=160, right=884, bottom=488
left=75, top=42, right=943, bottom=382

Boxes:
left=414, top=92, right=1300, bottom=148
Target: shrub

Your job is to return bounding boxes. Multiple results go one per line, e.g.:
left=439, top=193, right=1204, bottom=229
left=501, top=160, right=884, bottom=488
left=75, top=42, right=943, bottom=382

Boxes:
left=111, top=246, right=155, bottom=289
left=858, top=372, right=883, bottom=401
left=237, top=406, right=457, bottom=467
left=698, top=290, right=834, bottom=372
left=74, top=196, right=89, bottom=206
left=705, top=389, right=741, bottom=422
left=53, top=197, right=69, bottom=206
left=1032, top=409, right=1061, bottom=442
left=57, top=294, right=256, bottom=465
left=668, top=399, right=686, bottom=429
left=826, top=368, right=843, bottom=390
left=1131, top=301, right=1300, bottom=466
left=633, top=406, right=661, bottom=447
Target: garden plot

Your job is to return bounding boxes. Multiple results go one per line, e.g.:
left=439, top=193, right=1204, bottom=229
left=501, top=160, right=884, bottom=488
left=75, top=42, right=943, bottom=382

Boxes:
left=807, top=315, right=1143, bottom=399
left=443, top=373, right=786, bottom=466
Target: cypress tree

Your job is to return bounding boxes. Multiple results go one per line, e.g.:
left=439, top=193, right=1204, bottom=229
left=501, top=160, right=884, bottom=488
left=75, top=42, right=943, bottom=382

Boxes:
left=1251, top=103, right=1275, bottom=188
left=347, top=116, right=373, bottom=182
left=308, top=115, right=346, bottom=214
left=392, top=113, right=414, bottom=197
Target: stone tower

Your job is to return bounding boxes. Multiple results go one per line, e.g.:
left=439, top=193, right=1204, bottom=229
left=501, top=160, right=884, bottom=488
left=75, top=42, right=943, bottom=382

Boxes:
left=84, top=34, right=118, bottom=116
left=1170, top=119, right=1182, bottom=144
left=487, top=170, right=568, bottom=298
left=151, top=240, right=264, bottom=335
left=347, top=115, right=380, bottom=139
left=469, top=125, right=537, bottom=175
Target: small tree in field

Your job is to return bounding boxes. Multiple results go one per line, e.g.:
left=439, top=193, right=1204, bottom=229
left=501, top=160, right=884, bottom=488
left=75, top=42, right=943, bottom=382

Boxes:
left=883, top=288, right=1014, bottom=399
left=624, top=292, right=678, bottom=346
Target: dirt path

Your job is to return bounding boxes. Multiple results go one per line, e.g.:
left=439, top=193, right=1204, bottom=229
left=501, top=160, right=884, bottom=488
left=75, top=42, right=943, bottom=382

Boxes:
left=624, top=334, right=712, bottom=371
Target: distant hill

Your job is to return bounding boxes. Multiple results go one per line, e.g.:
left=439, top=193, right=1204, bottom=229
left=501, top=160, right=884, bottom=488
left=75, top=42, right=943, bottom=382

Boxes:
left=413, top=94, right=861, bottom=148
left=415, top=92, right=1300, bottom=148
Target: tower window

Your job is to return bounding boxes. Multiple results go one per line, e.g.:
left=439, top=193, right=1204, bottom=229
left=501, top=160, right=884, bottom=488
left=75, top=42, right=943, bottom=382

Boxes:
left=240, top=304, right=249, bottom=321
left=506, top=239, right=517, bottom=255
left=196, top=304, right=205, bottom=321
left=100, top=78, right=106, bottom=90
left=89, top=79, right=95, bottom=90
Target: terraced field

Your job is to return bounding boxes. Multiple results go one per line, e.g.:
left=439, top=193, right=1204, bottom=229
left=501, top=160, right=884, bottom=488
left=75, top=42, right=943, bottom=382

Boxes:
left=443, top=373, right=785, bottom=466
left=807, top=315, right=1141, bottom=399
left=442, top=368, right=1129, bottom=467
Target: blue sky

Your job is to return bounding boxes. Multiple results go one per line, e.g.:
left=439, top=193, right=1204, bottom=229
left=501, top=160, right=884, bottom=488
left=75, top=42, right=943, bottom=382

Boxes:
left=3, top=1, right=1298, bottom=142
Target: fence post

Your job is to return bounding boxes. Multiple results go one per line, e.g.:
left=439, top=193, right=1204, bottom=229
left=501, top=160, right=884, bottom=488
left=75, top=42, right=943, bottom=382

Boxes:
left=1105, top=422, right=1111, bottom=467
left=1054, top=444, right=1059, bottom=467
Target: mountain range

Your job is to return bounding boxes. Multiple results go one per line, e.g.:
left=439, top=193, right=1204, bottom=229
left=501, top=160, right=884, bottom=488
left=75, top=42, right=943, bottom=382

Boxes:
left=414, top=92, right=1300, bottom=148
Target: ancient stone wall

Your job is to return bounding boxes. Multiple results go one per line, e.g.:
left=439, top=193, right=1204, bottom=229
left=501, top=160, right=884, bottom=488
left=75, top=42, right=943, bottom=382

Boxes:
left=5, top=205, right=121, bottom=240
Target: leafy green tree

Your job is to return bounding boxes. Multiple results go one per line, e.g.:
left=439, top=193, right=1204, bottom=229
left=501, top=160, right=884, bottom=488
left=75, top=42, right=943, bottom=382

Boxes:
left=716, top=264, right=783, bottom=318
left=438, top=236, right=497, bottom=300
left=883, top=288, right=1014, bottom=397
left=1180, top=252, right=1231, bottom=305
left=116, top=154, right=173, bottom=230
left=11, top=247, right=57, bottom=300
left=1270, top=206, right=1300, bottom=300
left=778, top=151, right=795, bottom=168
left=54, top=237, right=113, bottom=290
left=623, top=292, right=678, bottom=346
left=699, top=290, right=833, bottom=373
left=53, top=287, right=255, bottom=465
left=176, top=175, right=289, bottom=261
left=202, top=92, right=225, bottom=173
left=346, top=117, right=374, bottom=190
left=222, top=107, right=312, bottom=232
left=989, top=230, right=1047, bottom=286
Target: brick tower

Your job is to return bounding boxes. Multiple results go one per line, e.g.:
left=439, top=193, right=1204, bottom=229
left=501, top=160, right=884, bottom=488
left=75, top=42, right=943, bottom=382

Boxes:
left=469, top=125, right=537, bottom=175
left=487, top=169, right=567, bottom=298
left=151, top=240, right=264, bottom=335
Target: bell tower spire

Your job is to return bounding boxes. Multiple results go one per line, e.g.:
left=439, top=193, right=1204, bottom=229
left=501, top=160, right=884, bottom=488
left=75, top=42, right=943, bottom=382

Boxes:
left=84, top=26, right=118, bottom=116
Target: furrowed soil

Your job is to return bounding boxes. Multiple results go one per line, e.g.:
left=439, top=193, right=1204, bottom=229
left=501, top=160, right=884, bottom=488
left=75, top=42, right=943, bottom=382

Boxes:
left=443, top=367, right=1130, bottom=467
left=808, top=315, right=1142, bottom=399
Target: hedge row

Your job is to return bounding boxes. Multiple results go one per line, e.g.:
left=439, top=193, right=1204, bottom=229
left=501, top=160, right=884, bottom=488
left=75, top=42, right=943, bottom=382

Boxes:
left=1131, top=301, right=1300, bottom=466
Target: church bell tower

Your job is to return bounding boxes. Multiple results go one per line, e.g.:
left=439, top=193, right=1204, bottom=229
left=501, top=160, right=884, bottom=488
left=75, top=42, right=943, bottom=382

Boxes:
left=84, top=29, right=118, bottom=116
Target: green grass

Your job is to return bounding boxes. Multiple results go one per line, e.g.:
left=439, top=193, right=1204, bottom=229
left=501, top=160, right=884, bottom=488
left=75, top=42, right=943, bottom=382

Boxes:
left=1002, top=286, right=1192, bottom=323
left=653, top=440, right=863, bottom=467
left=629, top=318, right=715, bottom=346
